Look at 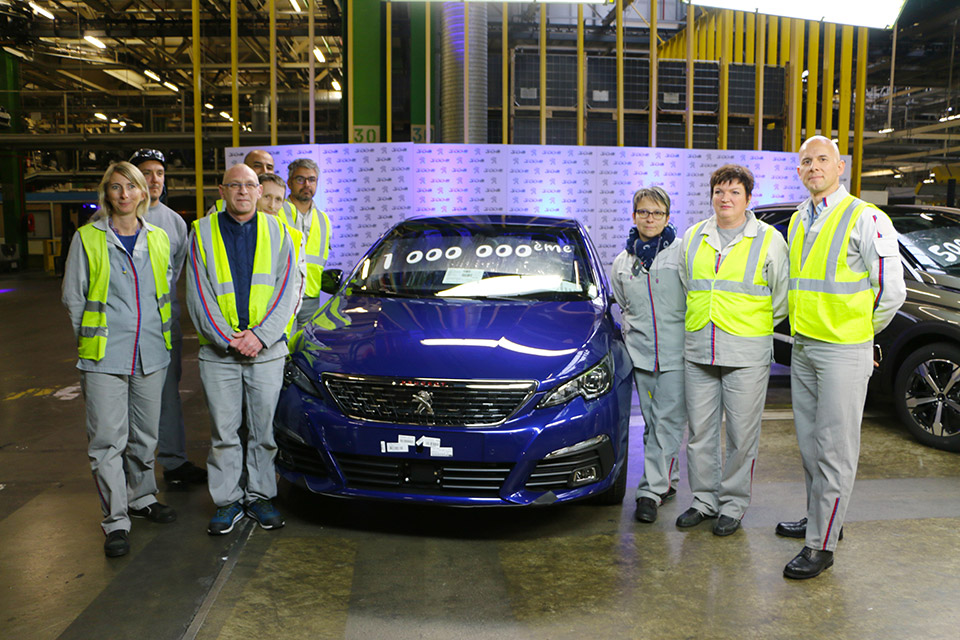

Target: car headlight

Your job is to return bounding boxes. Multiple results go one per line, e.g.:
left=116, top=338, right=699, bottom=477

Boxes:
left=538, top=354, right=613, bottom=408
left=283, top=357, right=322, bottom=397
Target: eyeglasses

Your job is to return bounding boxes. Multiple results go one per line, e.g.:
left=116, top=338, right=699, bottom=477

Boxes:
left=223, top=182, right=259, bottom=191
left=634, top=209, right=667, bottom=219
left=292, top=175, right=318, bottom=185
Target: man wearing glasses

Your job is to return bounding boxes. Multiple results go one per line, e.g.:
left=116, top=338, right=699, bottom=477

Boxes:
left=186, top=163, right=298, bottom=535
left=279, top=158, right=332, bottom=327
left=208, top=149, right=276, bottom=215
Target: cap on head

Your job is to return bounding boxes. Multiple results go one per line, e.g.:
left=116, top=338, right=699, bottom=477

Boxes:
left=129, top=148, right=165, bottom=168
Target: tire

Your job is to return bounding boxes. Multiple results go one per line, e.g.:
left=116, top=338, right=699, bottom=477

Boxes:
left=893, top=342, right=960, bottom=452
left=589, top=459, right=628, bottom=506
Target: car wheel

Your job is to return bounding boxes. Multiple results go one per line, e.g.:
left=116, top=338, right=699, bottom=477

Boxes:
left=589, top=459, right=628, bottom=505
left=894, top=342, right=960, bottom=452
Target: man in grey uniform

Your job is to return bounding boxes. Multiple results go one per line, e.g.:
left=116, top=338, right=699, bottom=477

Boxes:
left=187, top=163, right=298, bottom=535
left=778, top=136, right=906, bottom=579
left=130, top=149, right=207, bottom=485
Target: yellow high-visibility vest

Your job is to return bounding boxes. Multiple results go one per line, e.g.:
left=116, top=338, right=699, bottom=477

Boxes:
left=787, top=195, right=875, bottom=344
left=192, top=211, right=287, bottom=345
left=77, top=222, right=172, bottom=360
left=684, top=220, right=776, bottom=337
left=281, top=201, right=331, bottom=298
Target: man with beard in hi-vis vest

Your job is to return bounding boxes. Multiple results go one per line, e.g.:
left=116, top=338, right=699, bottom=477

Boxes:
left=278, top=157, right=332, bottom=329
left=777, top=136, right=906, bottom=579
left=187, top=163, right=298, bottom=535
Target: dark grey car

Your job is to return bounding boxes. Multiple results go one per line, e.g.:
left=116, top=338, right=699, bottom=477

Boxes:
left=755, top=203, right=960, bottom=452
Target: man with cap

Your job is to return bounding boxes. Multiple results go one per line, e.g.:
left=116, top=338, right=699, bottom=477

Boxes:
left=278, top=158, right=332, bottom=328
left=130, top=149, right=207, bottom=485
left=208, top=149, right=276, bottom=215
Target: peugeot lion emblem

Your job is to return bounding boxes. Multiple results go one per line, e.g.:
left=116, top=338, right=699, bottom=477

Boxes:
left=412, top=390, right=434, bottom=416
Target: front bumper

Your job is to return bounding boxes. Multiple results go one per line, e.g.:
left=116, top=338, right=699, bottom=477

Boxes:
left=273, top=373, right=632, bottom=506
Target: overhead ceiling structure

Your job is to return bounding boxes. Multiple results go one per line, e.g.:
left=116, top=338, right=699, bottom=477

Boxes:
left=0, top=0, right=959, bottom=195
left=1, top=0, right=342, bottom=142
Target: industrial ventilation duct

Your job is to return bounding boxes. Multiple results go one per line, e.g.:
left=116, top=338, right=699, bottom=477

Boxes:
left=441, top=3, right=488, bottom=143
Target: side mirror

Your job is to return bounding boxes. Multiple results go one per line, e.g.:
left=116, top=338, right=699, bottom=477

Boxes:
left=320, top=268, right=343, bottom=295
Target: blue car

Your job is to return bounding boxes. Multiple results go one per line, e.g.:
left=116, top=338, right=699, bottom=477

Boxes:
left=274, top=214, right=633, bottom=506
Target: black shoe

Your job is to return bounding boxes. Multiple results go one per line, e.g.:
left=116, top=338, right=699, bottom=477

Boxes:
left=676, top=507, right=714, bottom=528
left=163, top=461, right=208, bottom=485
left=713, top=514, right=741, bottom=536
left=784, top=546, right=834, bottom=579
left=775, top=517, right=843, bottom=541
left=635, top=497, right=658, bottom=523
left=130, top=502, right=177, bottom=523
left=104, top=530, right=129, bottom=557
left=660, top=487, right=677, bottom=502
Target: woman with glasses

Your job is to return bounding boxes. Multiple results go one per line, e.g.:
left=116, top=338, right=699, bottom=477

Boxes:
left=62, top=161, right=176, bottom=557
left=611, top=186, right=687, bottom=524
left=675, top=164, right=788, bottom=536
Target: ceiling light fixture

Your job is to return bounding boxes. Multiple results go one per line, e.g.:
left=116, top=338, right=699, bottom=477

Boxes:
left=2, top=47, right=32, bottom=61
left=28, top=2, right=55, bottom=20
left=219, top=111, right=233, bottom=121
left=313, top=47, right=325, bottom=63
left=879, top=127, right=894, bottom=134
left=94, top=112, right=108, bottom=121
left=162, top=81, right=179, bottom=92
left=289, top=0, right=302, bottom=12
left=144, top=69, right=161, bottom=82
left=331, top=79, right=341, bottom=91
left=204, top=103, right=215, bottom=110
left=83, top=35, right=107, bottom=49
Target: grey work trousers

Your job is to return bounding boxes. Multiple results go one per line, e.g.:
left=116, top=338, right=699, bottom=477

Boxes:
left=81, top=368, right=166, bottom=534
left=156, top=337, right=188, bottom=471
left=790, top=336, right=872, bottom=552
left=634, top=368, right=685, bottom=503
left=199, top=358, right=284, bottom=507
left=684, top=360, right=769, bottom=520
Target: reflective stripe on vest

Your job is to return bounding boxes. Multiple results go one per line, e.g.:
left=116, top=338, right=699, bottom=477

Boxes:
left=282, top=222, right=303, bottom=338
left=684, top=220, right=776, bottom=337
left=192, top=212, right=286, bottom=346
left=787, top=195, right=874, bottom=344
left=77, top=223, right=172, bottom=360
left=282, top=201, right=332, bottom=298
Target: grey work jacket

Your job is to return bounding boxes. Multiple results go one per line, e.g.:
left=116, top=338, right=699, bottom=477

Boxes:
left=61, top=216, right=173, bottom=376
left=185, top=212, right=299, bottom=364
left=679, top=210, right=790, bottom=367
left=144, top=201, right=188, bottom=340
left=610, top=241, right=686, bottom=372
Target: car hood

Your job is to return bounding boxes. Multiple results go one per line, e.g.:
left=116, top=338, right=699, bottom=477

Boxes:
left=921, top=270, right=960, bottom=295
left=295, top=294, right=610, bottom=384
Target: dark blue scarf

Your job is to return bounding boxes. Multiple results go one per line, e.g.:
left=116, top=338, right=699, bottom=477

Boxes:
left=626, top=223, right=677, bottom=272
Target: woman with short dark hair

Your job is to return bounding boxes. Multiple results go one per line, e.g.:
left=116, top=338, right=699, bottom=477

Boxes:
left=610, top=186, right=687, bottom=524
left=675, top=164, right=789, bottom=536
left=62, top=161, right=177, bottom=557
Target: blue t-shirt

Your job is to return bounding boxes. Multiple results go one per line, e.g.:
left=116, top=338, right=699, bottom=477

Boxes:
left=116, top=230, right=139, bottom=256
left=217, top=213, right=258, bottom=330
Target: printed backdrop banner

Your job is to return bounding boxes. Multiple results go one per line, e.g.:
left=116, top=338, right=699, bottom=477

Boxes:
left=225, top=143, right=850, bottom=272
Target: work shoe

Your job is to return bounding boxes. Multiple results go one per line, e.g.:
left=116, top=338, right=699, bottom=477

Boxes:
left=634, top=497, right=658, bottom=523
left=130, top=502, right=177, bottom=523
left=660, top=486, right=677, bottom=502
left=104, top=530, right=130, bottom=557
left=783, top=547, right=834, bottom=580
left=245, top=499, right=285, bottom=530
left=676, top=507, right=715, bottom=528
left=207, top=502, right=245, bottom=535
left=163, top=461, right=208, bottom=485
left=775, top=517, right=843, bottom=541
left=713, top=515, right=741, bottom=536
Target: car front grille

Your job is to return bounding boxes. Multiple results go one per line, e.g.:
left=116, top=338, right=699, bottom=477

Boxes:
left=525, top=449, right=604, bottom=492
left=334, top=453, right=513, bottom=497
left=275, top=428, right=329, bottom=477
left=322, top=374, right=537, bottom=426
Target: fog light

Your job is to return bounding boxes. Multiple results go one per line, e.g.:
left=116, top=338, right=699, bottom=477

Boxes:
left=569, top=465, right=600, bottom=487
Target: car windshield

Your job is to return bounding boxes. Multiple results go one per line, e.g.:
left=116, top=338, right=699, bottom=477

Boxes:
left=892, top=211, right=960, bottom=275
left=345, top=220, right=600, bottom=301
